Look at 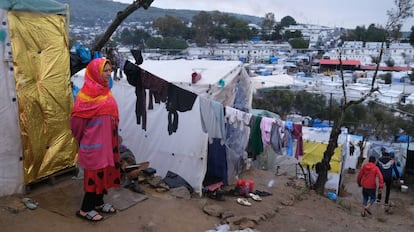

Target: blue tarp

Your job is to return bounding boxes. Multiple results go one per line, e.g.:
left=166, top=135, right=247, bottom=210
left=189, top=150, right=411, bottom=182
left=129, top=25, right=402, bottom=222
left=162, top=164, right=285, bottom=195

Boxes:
left=0, top=0, right=66, bottom=14
left=269, top=57, right=278, bottom=64
left=311, top=119, right=332, bottom=128
left=396, top=135, right=413, bottom=143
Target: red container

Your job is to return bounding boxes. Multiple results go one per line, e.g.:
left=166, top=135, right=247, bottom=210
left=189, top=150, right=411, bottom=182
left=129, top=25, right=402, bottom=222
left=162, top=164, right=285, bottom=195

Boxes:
left=236, top=179, right=254, bottom=192
left=245, top=180, right=254, bottom=191
left=236, top=179, right=244, bottom=187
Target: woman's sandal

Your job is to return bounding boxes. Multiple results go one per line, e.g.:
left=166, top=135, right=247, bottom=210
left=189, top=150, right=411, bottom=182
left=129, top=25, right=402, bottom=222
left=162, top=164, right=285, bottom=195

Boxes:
left=236, top=198, right=252, bottom=206
left=96, top=203, right=117, bottom=214
left=76, top=210, right=104, bottom=222
left=249, top=193, right=262, bottom=201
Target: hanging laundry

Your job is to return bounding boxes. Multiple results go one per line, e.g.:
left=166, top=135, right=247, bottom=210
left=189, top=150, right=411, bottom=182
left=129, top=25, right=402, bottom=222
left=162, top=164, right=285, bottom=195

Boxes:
left=124, top=60, right=168, bottom=131
left=166, top=83, right=197, bottom=135
left=260, top=116, right=276, bottom=149
left=199, top=97, right=226, bottom=144
left=270, top=122, right=283, bottom=154
left=292, top=123, right=304, bottom=159
left=285, top=120, right=294, bottom=157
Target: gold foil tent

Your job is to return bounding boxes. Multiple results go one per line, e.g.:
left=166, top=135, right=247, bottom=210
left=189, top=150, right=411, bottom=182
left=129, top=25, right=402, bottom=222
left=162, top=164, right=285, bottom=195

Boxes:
left=0, top=0, right=77, bottom=196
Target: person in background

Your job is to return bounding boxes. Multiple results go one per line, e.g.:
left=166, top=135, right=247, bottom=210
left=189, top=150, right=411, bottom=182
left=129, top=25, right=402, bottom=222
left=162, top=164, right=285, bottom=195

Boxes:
left=357, top=156, right=384, bottom=217
left=70, top=57, right=121, bottom=222
left=376, top=149, right=400, bottom=210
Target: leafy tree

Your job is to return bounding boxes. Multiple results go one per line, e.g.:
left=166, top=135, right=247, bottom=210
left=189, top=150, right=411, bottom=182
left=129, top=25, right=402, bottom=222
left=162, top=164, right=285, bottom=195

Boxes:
left=293, top=91, right=328, bottom=119
left=284, top=30, right=303, bottom=40
left=191, top=11, right=214, bottom=46
left=340, top=25, right=366, bottom=41
left=410, top=68, right=414, bottom=81
left=271, top=24, right=284, bottom=41
left=146, top=37, right=188, bottom=50
left=385, top=58, right=395, bottom=67
left=390, top=24, right=403, bottom=41
left=366, top=24, right=387, bottom=42
left=225, top=16, right=253, bottom=42
left=288, top=37, right=309, bottom=49
left=153, top=15, right=188, bottom=38
left=379, top=72, right=393, bottom=84
left=280, top=16, right=297, bottom=27
left=118, top=28, right=150, bottom=47
left=410, top=26, right=414, bottom=45
left=261, top=12, right=275, bottom=40
left=253, top=90, right=294, bottom=119
left=370, top=55, right=381, bottom=64
left=341, top=24, right=387, bottom=42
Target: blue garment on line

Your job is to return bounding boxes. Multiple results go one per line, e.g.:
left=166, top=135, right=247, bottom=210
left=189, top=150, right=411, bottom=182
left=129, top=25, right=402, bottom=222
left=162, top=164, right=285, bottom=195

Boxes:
left=285, top=120, right=293, bottom=157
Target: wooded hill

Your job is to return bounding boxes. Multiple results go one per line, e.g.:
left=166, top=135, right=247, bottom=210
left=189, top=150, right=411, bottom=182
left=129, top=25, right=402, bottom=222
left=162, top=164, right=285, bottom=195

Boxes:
left=56, top=0, right=263, bottom=27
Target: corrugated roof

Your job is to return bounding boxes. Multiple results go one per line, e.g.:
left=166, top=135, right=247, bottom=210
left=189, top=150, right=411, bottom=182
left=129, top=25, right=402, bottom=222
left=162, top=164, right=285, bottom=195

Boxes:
left=319, top=59, right=361, bottom=66
left=360, top=65, right=411, bottom=71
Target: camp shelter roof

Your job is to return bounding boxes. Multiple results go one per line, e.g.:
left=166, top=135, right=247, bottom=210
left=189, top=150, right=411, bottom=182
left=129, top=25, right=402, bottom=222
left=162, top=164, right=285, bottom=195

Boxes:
left=250, top=74, right=294, bottom=90
left=140, top=59, right=242, bottom=86
left=319, top=59, right=361, bottom=66
left=0, top=0, right=66, bottom=14
left=140, top=59, right=250, bottom=106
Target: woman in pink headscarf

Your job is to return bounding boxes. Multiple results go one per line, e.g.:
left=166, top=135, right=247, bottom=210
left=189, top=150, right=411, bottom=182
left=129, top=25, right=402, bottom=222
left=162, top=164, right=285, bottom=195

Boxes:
left=70, top=57, right=121, bottom=222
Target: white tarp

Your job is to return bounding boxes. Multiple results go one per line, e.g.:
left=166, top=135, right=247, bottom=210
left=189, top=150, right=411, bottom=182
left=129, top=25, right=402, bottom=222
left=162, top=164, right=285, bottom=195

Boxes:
left=0, top=9, right=24, bottom=196
left=376, top=89, right=403, bottom=105
left=251, top=74, right=294, bottom=90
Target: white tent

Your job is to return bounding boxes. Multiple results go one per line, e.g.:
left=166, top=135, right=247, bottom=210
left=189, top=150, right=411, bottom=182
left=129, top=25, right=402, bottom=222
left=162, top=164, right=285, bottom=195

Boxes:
left=376, top=89, right=403, bottom=105
left=251, top=74, right=294, bottom=91
left=404, top=92, right=414, bottom=105
left=72, top=59, right=253, bottom=193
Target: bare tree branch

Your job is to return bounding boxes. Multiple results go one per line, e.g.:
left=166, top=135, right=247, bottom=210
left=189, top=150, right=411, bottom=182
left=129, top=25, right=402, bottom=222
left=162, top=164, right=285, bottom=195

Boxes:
left=70, top=0, right=153, bottom=76
left=313, top=0, right=414, bottom=195
left=92, top=0, right=154, bottom=53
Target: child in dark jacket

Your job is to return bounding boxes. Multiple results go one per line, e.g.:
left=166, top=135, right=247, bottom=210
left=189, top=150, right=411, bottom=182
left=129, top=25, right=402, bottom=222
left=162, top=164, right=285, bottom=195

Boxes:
left=376, top=150, right=400, bottom=208
left=357, top=156, right=384, bottom=217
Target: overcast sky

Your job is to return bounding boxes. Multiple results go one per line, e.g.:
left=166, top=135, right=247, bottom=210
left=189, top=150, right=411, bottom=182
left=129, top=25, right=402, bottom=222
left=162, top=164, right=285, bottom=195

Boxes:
left=115, top=0, right=414, bottom=31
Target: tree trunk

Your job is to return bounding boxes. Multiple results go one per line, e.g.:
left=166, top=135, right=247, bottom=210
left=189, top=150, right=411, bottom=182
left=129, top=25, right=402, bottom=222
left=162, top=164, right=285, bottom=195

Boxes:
left=92, top=0, right=154, bottom=53
left=70, top=0, right=153, bottom=76
left=314, top=115, right=343, bottom=194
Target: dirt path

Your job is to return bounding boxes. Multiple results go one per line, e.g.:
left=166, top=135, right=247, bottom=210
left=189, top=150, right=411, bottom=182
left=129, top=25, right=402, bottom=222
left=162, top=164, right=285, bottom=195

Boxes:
left=1, top=168, right=414, bottom=232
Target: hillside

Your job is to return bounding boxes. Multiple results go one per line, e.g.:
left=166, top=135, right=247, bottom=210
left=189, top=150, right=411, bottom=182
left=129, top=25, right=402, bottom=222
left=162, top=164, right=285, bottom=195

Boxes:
left=56, top=0, right=263, bottom=27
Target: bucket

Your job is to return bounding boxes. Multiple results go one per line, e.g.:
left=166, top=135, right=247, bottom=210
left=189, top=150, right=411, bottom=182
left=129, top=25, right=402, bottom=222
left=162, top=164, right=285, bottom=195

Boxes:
left=401, top=185, right=408, bottom=192
left=245, top=180, right=254, bottom=191
left=236, top=179, right=255, bottom=192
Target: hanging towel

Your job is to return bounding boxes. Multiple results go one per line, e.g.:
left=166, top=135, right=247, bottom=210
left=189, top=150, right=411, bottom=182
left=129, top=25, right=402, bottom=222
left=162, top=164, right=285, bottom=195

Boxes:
left=199, top=97, right=226, bottom=143
left=260, top=117, right=276, bottom=149
left=292, top=123, right=304, bottom=159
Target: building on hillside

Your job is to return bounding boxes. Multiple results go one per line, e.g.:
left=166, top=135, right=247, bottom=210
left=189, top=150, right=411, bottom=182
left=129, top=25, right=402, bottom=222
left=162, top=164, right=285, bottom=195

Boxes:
left=324, top=41, right=414, bottom=66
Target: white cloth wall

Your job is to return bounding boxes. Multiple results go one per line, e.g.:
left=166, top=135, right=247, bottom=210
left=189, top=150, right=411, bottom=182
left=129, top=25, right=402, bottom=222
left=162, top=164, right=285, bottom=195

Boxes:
left=0, top=9, right=24, bottom=196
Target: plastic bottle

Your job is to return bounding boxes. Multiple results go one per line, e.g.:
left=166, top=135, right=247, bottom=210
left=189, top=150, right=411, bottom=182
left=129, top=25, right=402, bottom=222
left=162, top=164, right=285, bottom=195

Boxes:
left=326, top=191, right=338, bottom=201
